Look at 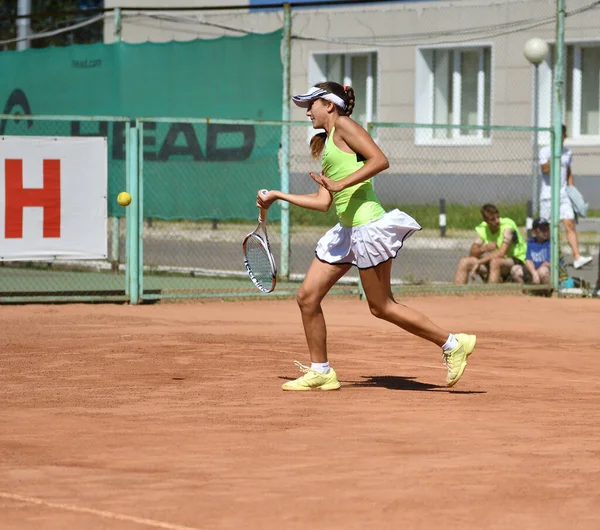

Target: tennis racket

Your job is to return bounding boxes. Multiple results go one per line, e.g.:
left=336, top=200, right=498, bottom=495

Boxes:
left=243, top=189, right=277, bottom=293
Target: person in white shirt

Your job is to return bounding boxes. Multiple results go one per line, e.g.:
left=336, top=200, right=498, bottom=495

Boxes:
left=538, top=124, right=592, bottom=270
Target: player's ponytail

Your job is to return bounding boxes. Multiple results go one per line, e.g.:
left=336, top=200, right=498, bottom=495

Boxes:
left=310, top=132, right=327, bottom=159
left=343, top=85, right=355, bottom=117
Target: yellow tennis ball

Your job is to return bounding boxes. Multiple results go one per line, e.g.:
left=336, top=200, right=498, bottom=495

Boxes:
left=117, top=191, right=132, bottom=207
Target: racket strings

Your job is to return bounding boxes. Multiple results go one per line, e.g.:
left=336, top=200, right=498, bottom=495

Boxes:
left=245, top=236, right=274, bottom=288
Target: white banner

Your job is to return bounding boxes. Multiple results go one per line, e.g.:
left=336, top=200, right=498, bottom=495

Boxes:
left=0, top=136, right=107, bottom=261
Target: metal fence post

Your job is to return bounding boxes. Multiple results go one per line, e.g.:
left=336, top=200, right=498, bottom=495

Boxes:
left=111, top=217, right=120, bottom=271
left=137, top=120, right=144, bottom=300
left=551, top=0, right=566, bottom=293
left=280, top=3, right=292, bottom=279
left=126, top=124, right=140, bottom=304
left=439, top=198, right=446, bottom=237
left=114, top=8, right=122, bottom=42
left=526, top=199, right=533, bottom=240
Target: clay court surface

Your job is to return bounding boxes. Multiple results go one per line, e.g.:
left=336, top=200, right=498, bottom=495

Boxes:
left=1, top=295, right=600, bottom=530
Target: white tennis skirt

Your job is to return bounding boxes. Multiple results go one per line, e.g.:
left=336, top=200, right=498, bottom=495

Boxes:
left=315, top=209, right=422, bottom=269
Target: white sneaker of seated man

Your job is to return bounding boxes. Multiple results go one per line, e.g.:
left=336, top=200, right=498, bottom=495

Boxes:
left=573, top=255, right=593, bottom=269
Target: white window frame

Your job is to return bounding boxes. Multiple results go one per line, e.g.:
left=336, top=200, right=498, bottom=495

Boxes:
left=415, top=43, right=493, bottom=146
left=308, top=49, right=379, bottom=130
left=563, top=40, right=600, bottom=145
left=539, top=40, right=600, bottom=146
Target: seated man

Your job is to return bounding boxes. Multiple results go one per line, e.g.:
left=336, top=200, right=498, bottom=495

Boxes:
left=513, top=217, right=551, bottom=285
left=454, top=203, right=527, bottom=285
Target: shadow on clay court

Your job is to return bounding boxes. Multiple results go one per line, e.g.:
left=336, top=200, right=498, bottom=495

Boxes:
left=348, top=375, right=486, bottom=394
left=278, top=374, right=485, bottom=394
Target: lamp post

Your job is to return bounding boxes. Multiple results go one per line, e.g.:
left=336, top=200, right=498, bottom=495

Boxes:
left=524, top=38, right=550, bottom=229
left=16, top=0, right=31, bottom=51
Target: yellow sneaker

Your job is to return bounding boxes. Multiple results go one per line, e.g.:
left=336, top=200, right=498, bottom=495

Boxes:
left=443, top=334, right=477, bottom=387
left=282, top=361, right=341, bottom=391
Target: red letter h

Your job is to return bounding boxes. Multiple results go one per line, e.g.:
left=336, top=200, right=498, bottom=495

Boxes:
left=5, top=159, right=61, bottom=238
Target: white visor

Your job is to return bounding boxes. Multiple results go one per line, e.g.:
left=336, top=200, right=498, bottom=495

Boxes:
left=292, top=86, right=347, bottom=111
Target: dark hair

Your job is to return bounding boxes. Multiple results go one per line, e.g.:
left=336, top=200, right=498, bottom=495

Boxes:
left=562, top=124, right=567, bottom=135
left=480, top=203, right=499, bottom=218
left=309, top=82, right=356, bottom=159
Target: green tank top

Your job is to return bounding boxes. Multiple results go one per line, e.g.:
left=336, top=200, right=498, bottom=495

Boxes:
left=475, top=217, right=527, bottom=262
left=321, top=127, right=385, bottom=227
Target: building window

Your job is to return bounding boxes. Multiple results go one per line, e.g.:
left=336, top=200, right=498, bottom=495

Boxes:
left=416, top=46, right=492, bottom=143
left=566, top=43, right=600, bottom=138
left=309, top=52, right=378, bottom=127
left=537, top=42, right=600, bottom=143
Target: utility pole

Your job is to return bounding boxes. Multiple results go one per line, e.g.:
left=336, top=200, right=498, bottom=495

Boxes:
left=17, top=0, right=31, bottom=51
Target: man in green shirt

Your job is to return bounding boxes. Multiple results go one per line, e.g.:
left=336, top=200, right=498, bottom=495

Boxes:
left=454, top=203, right=527, bottom=284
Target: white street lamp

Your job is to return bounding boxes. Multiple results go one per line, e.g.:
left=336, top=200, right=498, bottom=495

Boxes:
left=524, top=38, right=549, bottom=225
left=524, top=38, right=550, bottom=65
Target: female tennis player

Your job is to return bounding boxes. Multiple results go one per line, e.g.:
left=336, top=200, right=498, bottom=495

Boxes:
left=257, top=81, right=476, bottom=390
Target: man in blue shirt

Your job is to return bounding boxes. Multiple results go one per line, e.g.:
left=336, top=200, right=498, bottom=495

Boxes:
left=524, top=217, right=551, bottom=285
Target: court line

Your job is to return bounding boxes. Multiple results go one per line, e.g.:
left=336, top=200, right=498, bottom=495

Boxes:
left=0, top=492, right=202, bottom=530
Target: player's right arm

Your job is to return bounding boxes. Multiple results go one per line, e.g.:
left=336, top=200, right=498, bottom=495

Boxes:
left=257, top=185, right=332, bottom=212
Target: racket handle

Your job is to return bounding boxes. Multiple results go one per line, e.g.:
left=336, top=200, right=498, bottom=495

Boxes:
left=259, top=189, right=268, bottom=223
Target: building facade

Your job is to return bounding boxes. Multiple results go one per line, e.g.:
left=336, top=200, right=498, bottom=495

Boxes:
left=104, top=0, right=600, bottom=206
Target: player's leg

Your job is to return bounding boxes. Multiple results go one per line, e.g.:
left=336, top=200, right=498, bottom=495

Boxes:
left=359, top=260, right=476, bottom=386
left=296, top=257, right=351, bottom=363
left=360, top=259, right=447, bottom=345
left=282, top=258, right=350, bottom=391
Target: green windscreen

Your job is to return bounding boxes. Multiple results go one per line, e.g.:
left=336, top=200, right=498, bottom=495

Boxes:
left=0, top=30, right=283, bottom=220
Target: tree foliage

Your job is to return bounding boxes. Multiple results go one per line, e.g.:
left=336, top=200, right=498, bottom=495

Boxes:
left=1, top=0, right=104, bottom=51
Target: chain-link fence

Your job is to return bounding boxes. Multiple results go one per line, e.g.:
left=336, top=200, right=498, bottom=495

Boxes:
left=0, top=114, right=129, bottom=302
left=132, top=120, right=553, bottom=301
left=369, top=123, right=551, bottom=291
left=135, top=117, right=361, bottom=300
left=5, top=117, right=596, bottom=302
left=136, top=117, right=283, bottom=300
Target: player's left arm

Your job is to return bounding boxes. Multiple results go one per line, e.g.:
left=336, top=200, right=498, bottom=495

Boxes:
left=314, top=117, right=389, bottom=193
